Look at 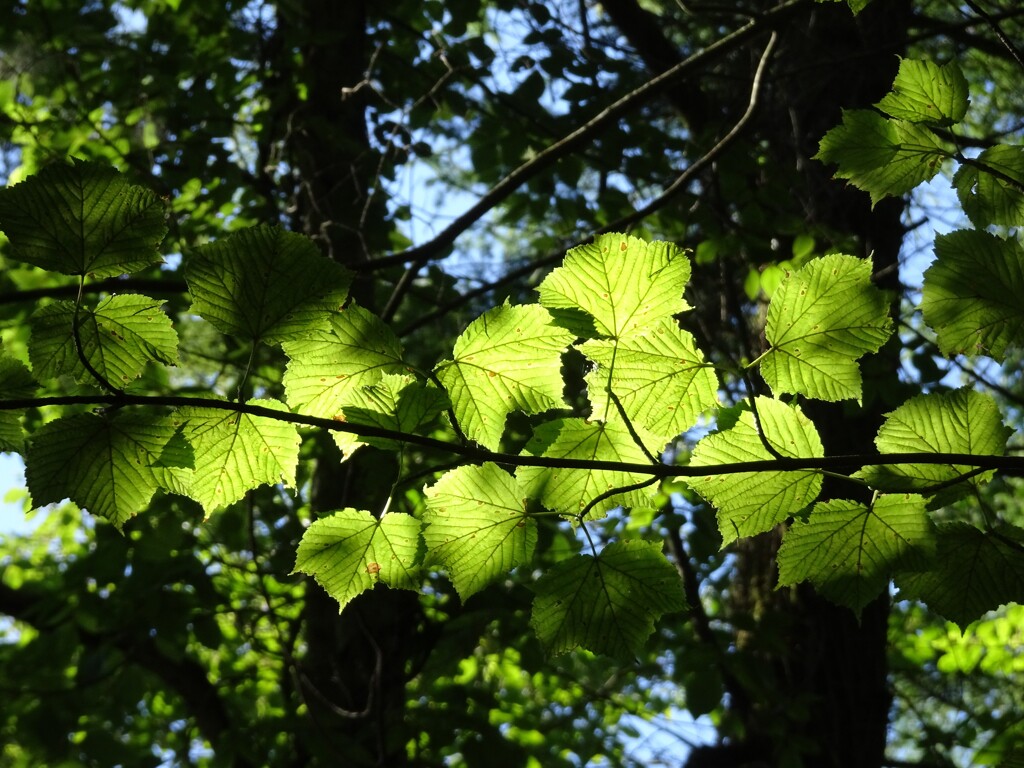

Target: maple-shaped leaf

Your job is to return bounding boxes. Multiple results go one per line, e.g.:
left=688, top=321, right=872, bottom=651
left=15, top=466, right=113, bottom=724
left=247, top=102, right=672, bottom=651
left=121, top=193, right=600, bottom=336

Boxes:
left=856, top=388, right=1010, bottom=506
left=423, top=463, right=535, bottom=600
left=688, top=398, right=823, bottom=545
left=896, top=523, right=1024, bottom=628
left=434, top=302, right=573, bottom=451
left=164, top=399, right=300, bottom=516
left=29, top=295, right=178, bottom=386
left=331, top=374, right=449, bottom=459
left=282, top=303, right=405, bottom=418
left=921, top=230, right=1024, bottom=361
left=186, top=225, right=352, bottom=345
left=530, top=539, right=686, bottom=658
left=777, top=494, right=934, bottom=616
left=953, top=145, right=1024, bottom=228
left=760, top=254, right=892, bottom=402
left=580, top=318, right=719, bottom=444
left=0, top=353, right=36, bottom=451
left=26, top=411, right=180, bottom=528
left=537, top=233, right=690, bottom=338
left=815, top=110, right=950, bottom=206
left=292, top=508, right=422, bottom=611
left=875, top=58, right=969, bottom=127
left=0, top=159, right=166, bottom=277
left=516, top=418, right=657, bottom=520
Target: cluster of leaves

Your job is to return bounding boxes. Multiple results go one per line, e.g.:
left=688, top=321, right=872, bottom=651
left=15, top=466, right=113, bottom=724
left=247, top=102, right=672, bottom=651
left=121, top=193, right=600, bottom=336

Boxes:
left=1, top=54, right=1023, bottom=660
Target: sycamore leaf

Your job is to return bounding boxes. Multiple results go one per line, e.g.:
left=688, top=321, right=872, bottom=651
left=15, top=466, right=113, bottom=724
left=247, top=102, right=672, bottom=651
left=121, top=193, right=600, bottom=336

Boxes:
left=435, top=302, right=572, bottom=451
left=423, top=463, right=535, bottom=600
left=29, top=295, right=178, bottom=386
left=688, top=399, right=823, bottom=545
left=0, top=354, right=36, bottom=451
left=953, top=145, right=1024, bottom=228
left=538, top=233, right=690, bottom=338
left=855, top=388, right=1010, bottom=506
left=331, top=374, right=449, bottom=459
left=186, top=225, right=352, bottom=344
left=293, top=509, right=422, bottom=611
left=282, top=304, right=405, bottom=418
left=777, top=495, right=934, bottom=616
left=760, top=255, right=892, bottom=402
left=815, top=110, right=950, bottom=206
left=530, top=539, right=686, bottom=659
left=875, top=58, right=969, bottom=126
left=26, top=411, right=179, bottom=528
left=579, top=319, right=719, bottom=445
left=897, top=523, right=1024, bottom=627
left=0, top=159, right=166, bottom=277
left=922, top=230, right=1024, bottom=360
left=164, top=399, right=300, bottom=516
left=517, top=418, right=657, bottom=520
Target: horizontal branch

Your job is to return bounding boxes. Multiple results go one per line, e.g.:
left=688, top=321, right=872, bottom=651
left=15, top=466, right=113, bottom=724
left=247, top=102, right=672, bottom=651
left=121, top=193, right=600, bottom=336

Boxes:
left=4, top=393, right=1024, bottom=478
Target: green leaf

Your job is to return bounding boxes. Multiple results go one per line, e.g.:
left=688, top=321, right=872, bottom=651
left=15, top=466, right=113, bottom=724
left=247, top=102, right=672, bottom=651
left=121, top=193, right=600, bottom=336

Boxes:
left=435, top=302, right=573, bottom=451
left=26, top=411, right=179, bottom=528
left=186, top=225, right=352, bottom=345
left=292, top=509, right=422, bottom=610
left=777, top=495, right=934, bottom=616
left=922, top=230, right=1024, bottom=360
left=815, top=110, right=950, bottom=205
left=953, top=145, right=1024, bottom=228
left=897, top=523, right=1024, bottom=627
left=0, top=354, right=36, bottom=451
left=875, top=58, right=969, bottom=126
left=517, top=418, right=657, bottom=520
left=164, top=399, right=300, bottom=516
left=530, top=540, right=686, bottom=658
left=29, top=295, right=178, bottom=386
left=282, top=304, right=405, bottom=418
left=815, top=0, right=875, bottom=15
left=0, top=159, right=167, bottom=277
left=760, top=255, right=892, bottom=402
left=579, top=319, right=719, bottom=445
left=423, top=463, right=535, bottom=600
left=688, top=398, right=824, bottom=545
left=331, top=374, right=449, bottom=459
left=855, top=388, right=1010, bottom=506
left=537, top=233, right=691, bottom=338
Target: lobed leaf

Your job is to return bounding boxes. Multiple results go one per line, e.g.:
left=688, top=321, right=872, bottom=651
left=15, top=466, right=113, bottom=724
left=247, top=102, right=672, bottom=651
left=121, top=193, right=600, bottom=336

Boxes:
left=0, top=159, right=166, bottom=277
left=777, top=494, right=934, bottom=616
left=423, top=463, right=535, bottom=600
left=530, top=539, right=686, bottom=659
left=434, top=302, right=573, bottom=450
left=186, top=225, right=352, bottom=344
left=922, top=230, right=1024, bottom=360
left=760, top=254, right=892, bottom=402
left=875, top=58, right=969, bottom=126
left=293, top=509, right=422, bottom=611
left=537, top=233, right=690, bottom=338
left=687, top=398, right=823, bottom=545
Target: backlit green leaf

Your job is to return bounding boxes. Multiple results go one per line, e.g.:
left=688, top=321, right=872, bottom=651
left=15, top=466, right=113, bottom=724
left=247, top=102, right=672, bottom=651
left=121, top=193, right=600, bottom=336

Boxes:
left=688, top=399, right=823, bottom=545
left=282, top=304, right=405, bottom=418
left=423, top=463, right=535, bottom=600
left=922, top=230, right=1024, bottom=360
left=0, top=160, right=166, bottom=277
left=953, top=145, right=1024, bottom=228
left=293, top=509, right=422, bottom=610
left=435, top=302, right=572, bottom=451
left=777, top=495, right=934, bottom=616
left=186, top=225, right=352, bottom=344
left=516, top=418, right=657, bottom=520
left=531, top=539, right=686, bottom=658
left=537, top=233, right=690, bottom=338
left=760, top=255, right=892, bottom=402
left=875, top=58, right=969, bottom=126
left=0, top=354, right=36, bottom=451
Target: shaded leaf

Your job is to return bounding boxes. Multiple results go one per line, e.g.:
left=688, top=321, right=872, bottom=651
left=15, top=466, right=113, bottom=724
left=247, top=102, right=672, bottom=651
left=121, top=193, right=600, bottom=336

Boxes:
left=0, top=354, right=36, bottom=451
left=953, top=145, right=1024, bottom=228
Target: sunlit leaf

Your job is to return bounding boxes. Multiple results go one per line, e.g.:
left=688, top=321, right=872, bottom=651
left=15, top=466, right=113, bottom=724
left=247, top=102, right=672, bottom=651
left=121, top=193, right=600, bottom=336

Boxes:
left=875, top=58, right=969, bottom=126
left=531, top=540, right=686, bottom=658
left=293, top=509, right=422, bottom=610
left=423, top=463, right=535, bottom=600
